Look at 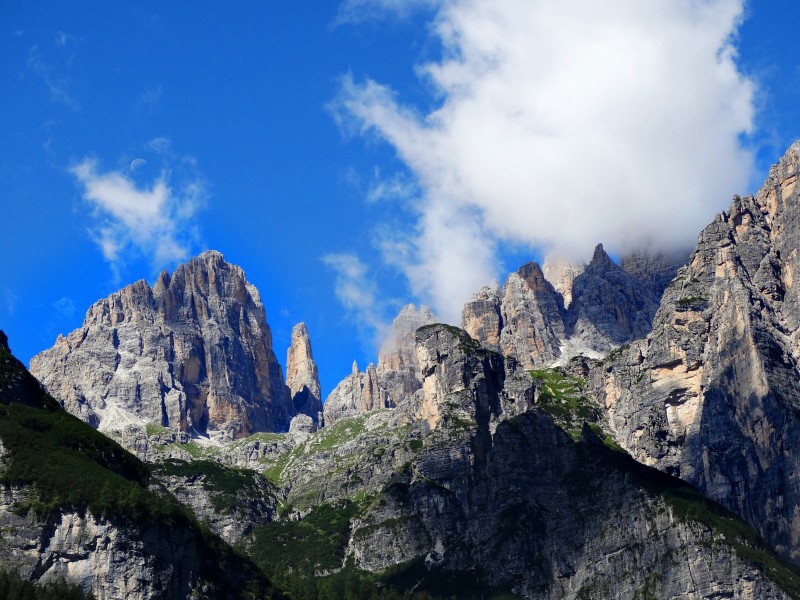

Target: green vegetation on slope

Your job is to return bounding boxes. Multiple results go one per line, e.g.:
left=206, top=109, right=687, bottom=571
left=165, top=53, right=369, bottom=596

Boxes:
left=0, top=569, right=94, bottom=600
left=0, top=335, right=280, bottom=598
left=574, top=438, right=800, bottom=599
left=249, top=499, right=521, bottom=600
left=154, top=458, right=275, bottom=514
left=529, top=368, right=599, bottom=440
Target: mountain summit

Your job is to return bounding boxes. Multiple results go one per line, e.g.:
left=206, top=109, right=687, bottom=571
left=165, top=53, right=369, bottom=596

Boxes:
left=30, top=250, right=293, bottom=440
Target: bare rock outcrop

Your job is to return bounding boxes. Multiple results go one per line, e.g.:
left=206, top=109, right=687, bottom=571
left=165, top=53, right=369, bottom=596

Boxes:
left=285, top=322, right=322, bottom=424
left=620, top=248, right=690, bottom=300
left=322, top=361, right=388, bottom=426
left=461, top=285, right=502, bottom=352
left=565, top=243, right=660, bottom=353
left=30, top=250, right=293, bottom=440
left=585, top=142, right=800, bottom=565
left=377, top=304, right=436, bottom=404
left=542, top=254, right=585, bottom=309
left=464, top=249, right=666, bottom=368
left=0, top=333, right=276, bottom=599
left=322, top=304, right=435, bottom=425
left=499, top=264, right=566, bottom=368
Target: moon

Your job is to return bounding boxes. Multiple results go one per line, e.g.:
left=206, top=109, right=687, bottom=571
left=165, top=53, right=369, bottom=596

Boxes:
left=130, top=158, right=147, bottom=171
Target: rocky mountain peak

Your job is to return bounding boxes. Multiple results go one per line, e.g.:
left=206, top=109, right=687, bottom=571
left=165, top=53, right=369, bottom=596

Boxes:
left=620, top=249, right=690, bottom=300
left=499, top=269, right=565, bottom=368
left=30, top=251, right=294, bottom=439
left=376, top=303, right=436, bottom=404
left=588, top=243, right=614, bottom=269
left=285, top=322, right=322, bottom=425
left=377, top=304, right=436, bottom=372
left=542, top=254, right=585, bottom=309
left=583, top=142, right=800, bottom=566
left=322, top=361, right=388, bottom=426
left=517, top=261, right=551, bottom=295
left=461, top=285, right=502, bottom=352
left=322, top=304, right=437, bottom=422
left=566, top=244, right=659, bottom=351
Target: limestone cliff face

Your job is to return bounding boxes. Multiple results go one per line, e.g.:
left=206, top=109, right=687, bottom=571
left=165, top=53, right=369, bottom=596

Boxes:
left=153, top=463, right=277, bottom=545
left=541, top=254, right=585, bottom=309
left=243, top=324, right=797, bottom=598
left=620, top=248, right=690, bottom=300
left=285, top=322, right=322, bottom=425
left=566, top=243, right=660, bottom=353
left=0, top=332, right=276, bottom=599
left=461, top=285, right=502, bottom=352
left=377, top=304, right=436, bottom=404
left=584, top=142, right=800, bottom=565
left=30, top=251, right=293, bottom=439
left=322, top=361, right=388, bottom=426
left=499, top=265, right=566, bottom=368
left=352, top=326, right=796, bottom=597
left=322, top=304, right=435, bottom=424
left=414, top=324, right=508, bottom=431
left=0, top=488, right=207, bottom=599
left=464, top=249, right=666, bottom=368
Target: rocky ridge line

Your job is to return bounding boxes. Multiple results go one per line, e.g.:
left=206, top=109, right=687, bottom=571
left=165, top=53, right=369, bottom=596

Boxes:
left=30, top=250, right=294, bottom=440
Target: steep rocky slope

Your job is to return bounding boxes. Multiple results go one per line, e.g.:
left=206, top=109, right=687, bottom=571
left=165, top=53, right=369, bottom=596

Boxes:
left=463, top=245, right=666, bottom=368
left=322, top=304, right=435, bottom=425
left=377, top=304, right=437, bottom=404
left=582, top=142, right=800, bottom=566
left=201, top=324, right=800, bottom=599
left=285, top=322, right=322, bottom=425
left=620, top=248, right=691, bottom=299
left=30, top=250, right=293, bottom=439
left=0, top=332, right=280, bottom=599
left=567, top=243, right=660, bottom=351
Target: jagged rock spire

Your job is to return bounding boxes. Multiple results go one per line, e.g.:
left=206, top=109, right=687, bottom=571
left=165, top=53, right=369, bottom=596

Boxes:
left=286, top=322, right=322, bottom=425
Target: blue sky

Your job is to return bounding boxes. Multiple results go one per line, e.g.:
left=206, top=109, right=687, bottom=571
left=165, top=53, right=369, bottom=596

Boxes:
left=2, top=1, right=800, bottom=396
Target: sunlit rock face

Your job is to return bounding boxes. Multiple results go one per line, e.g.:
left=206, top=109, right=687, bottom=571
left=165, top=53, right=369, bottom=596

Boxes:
left=584, top=142, right=800, bottom=565
left=377, top=304, right=437, bottom=404
left=322, top=361, right=388, bottom=426
left=30, top=250, right=294, bottom=439
left=260, top=324, right=796, bottom=599
left=463, top=247, right=669, bottom=369
left=285, top=322, right=322, bottom=425
left=323, top=304, right=436, bottom=424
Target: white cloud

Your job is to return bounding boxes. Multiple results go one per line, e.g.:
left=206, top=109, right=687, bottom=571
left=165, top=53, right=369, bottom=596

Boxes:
left=322, top=253, right=390, bottom=348
left=71, top=156, right=207, bottom=275
left=334, top=0, right=756, bottom=323
left=53, top=297, right=76, bottom=318
left=366, top=168, right=417, bottom=202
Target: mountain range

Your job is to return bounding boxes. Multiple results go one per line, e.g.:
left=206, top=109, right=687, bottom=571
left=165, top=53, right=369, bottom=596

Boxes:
left=4, top=143, right=800, bottom=598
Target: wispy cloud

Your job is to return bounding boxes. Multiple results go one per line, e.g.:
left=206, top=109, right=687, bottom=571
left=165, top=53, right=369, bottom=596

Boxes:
left=137, top=85, right=163, bottom=115
left=27, top=44, right=79, bottom=110
left=71, top=149, right=207, bottom=278
left=1, top=290, right=18, bottom=316
left=322, top=253, right=390, bottom=348
left=52, top=297, right=76, bottom=319
left=333, top=0, right=756, bottom=322
left=366, top=168, right=417, bottom=203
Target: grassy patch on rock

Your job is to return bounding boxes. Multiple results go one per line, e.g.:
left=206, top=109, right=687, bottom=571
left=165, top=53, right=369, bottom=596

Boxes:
left=529, top=368, right=598, bottom=440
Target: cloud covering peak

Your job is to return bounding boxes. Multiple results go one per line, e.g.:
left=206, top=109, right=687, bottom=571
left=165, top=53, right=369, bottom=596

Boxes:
left=334, top=0, right=755, bottom=323
left=71, top=149, right=207, bottom=277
